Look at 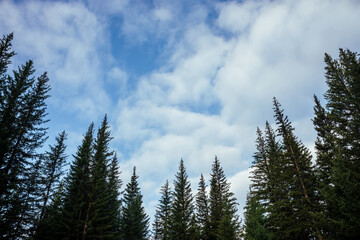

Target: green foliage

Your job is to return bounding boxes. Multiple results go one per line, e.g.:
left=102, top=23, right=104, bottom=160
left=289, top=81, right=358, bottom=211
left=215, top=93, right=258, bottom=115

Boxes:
left=0, top=33, right=50, bottom=239
left=35, top=182, right=65, bottom=240
left=153, top=180, right=172, bottom=240
left=209, top=156, right=240, bottom=240
left=168, top=159, right=195, bottom=240
left=243, top=193, right=273, bottom=240
left=121, top=167, right=149, bottom=240
left=314, top=49, right=360, bottom=239
left=85, top=115, right=115, bottom=239
left=61, top=123, right=94, bottom=240
left=34, top=131, right=68, bottom=239
left=38, top=131, right=68, bottom=221
left=196, top=174, right=211, bottom=240
left=272, top=98, right=321, bottom=240
left=107, top=154, right=123, bottom=239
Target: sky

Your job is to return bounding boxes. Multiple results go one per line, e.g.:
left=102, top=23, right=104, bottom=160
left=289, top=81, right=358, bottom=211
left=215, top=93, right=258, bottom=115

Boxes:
left=1, top=0, right=360, bottom=223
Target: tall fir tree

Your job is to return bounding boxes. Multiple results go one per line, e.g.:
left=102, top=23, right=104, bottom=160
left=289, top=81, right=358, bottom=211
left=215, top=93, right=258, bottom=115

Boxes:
left=107, top=154, right=122, bottom=239
left=62, top=123, right=94, bottom=240
left=262, top=121, right=290, bottom=240
left=243, top=125, right=275, bottom=239
left=243, top=192, right=273, bottom=240
left=153, top=180, right=172, bottom=240
left=272, top=98, right=322, bottom=240
left=35, top=181, right=65, bottom=240
left=85, top=115, right=115, bottom=239
left=314, top=49, right=360, bottom=239
left=0, top=33, right=50, bottom=239
left=38, top=131, right=68, bottom=223
left=168, top=159, right=195, bottom=240
left=121, top=167, right=149, bottom=240
left=196, top=174, right=210, bottom=240
left=209, top=156, right=240, bottom=240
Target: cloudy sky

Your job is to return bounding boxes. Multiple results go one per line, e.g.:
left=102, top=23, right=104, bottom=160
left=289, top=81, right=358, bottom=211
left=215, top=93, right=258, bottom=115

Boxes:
left=1, top=0, right=360, bottom=221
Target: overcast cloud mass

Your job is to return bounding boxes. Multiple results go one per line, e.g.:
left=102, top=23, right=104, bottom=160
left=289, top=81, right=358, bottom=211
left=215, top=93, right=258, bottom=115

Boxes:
left=1, top=0, right=360, bottom=220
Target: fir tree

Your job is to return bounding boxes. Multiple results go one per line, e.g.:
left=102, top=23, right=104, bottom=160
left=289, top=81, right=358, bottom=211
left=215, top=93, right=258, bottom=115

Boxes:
left=243, top=192, right=273, bottom=240
left=209, top=156, right=240, bottom=240
left=272, top=98, right=322, bottom=240
left=107, top=154, right=122, bottom=239
left=38, top=131, right=68, bottom=222
left=153, top=180, right=172, bottom=240
left=262, top=122, right=290, bottom=240
left=0, top=33, right=50, bottom=239
left=85, top=115, right=114, bottom=239
left=168, top=159, right=195, bottom=240
left=196, top=174, right=210, bottom=240
left=314, top=49, right=360, bottom=239
left=121, top=167, right=149, bottom=240
left=62, top=123, right=94, bottom=240
left=35, top=182, right=65, bottom=240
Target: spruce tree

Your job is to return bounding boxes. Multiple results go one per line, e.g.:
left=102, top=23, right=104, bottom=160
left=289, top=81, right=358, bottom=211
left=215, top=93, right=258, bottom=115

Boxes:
left=107, top=154, right=122, bottom=239
left=153, top=180, right=172, bottom=240
left=243, top=192, right=273, bottom=240
left=244, top=124, right=276, bottom=239
left=85, top=115, right=114, bottom=239
left=272, top=98, right=322, bottom=240
left=209, top=156, right=240, bottom=240
left=38, top=131, right=68, bottom=222
left=0, top=33, right=50, bottom=239
left=168, top=159, right=195, bottom=240
left=262, top=122, right=290, bottom=240
left=35, top=182, right=65, bottom=240
left=196, top=174, right=210, bottom=240
left=121, top=167, right=149, bottom=240
left=62, top=123, right=94, bottom=240
left=314, top=49, right=360, bottom=239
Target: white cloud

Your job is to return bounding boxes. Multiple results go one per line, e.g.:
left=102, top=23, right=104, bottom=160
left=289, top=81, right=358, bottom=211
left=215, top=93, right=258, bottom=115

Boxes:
left=0, top=0, right=111, bottom=120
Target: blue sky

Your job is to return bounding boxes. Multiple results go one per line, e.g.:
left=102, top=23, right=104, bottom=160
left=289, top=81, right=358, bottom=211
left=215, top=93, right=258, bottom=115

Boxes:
left=1, top=0, right=360, bottom=222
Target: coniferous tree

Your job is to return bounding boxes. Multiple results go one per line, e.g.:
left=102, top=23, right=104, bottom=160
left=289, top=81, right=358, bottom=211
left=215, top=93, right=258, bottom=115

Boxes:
left=35, top=182, right=65, bottom=240
left=0, top=33, right=50, bottom=239
left=85, top=115, right=115, bottom=239
left=249, top=127, right=271, bottom=207
left=209, top=156, right=240, bottom=240
left=62, top=123, right=94, bottom=240
left=272, top=98, right=322, bottom=240
left=189, top=213, right=201, bottom=240
left=107, top=154, right=122, bottom=239
left=262, top=122, right=289, bottom=240
left=196, top=174, right=210, bottom=240
left=121, top=167, right=149, bottom=240
left=243, top=192, right=273, bottom=240
left=314, top=49, right=360, bottom=239
left=153, top=180, right=172, bottom=240
left=243, top=125, right=275, bottom=239
left=38, top=131, right=67, bottom=223
left=168, top=159, right=195, bottom=240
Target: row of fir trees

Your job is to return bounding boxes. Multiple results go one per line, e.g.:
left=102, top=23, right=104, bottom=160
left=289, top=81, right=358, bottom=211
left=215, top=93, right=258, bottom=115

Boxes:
left=0, top=33, right=241, bottom=240
left=243, top=48, right=360, bottom=240
left=1, top=32, right=360, bottom=240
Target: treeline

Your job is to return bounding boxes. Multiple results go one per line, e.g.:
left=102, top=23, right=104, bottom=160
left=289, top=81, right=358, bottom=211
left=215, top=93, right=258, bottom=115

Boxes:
left=1, top=31, right=359, bottom=240
left=0, top=33, right=241, bottom=240
left=243, top=49, right=360, bottom=239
